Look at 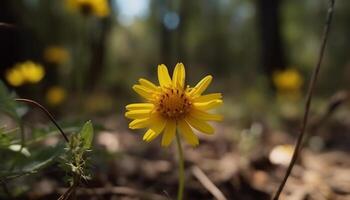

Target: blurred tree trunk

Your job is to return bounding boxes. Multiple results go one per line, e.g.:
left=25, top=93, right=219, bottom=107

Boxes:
left=256, top=0, right=286, bottom=85
left=176, top=0, right=191, bottom=64
left=86, top=0, right=113, bottom=90
left=0, top=1, right=19, bottom=77
left=86, top=18, right=111, bottom=90
left=159, top=0, right=173, bottom=65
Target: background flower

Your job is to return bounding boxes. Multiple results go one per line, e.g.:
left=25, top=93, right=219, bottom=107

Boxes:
left=19, top=61, right=45, bottom=84
left=5, top=68, right=25, bottom=87
left=43, top=46, right=70, bottom=64
left=5, top=61, right=45, bottom=86
left=46, top=86, right=67, bottom=106
left=273, top=68, right=303, bottom=93
left=65, top=0, right=110, bottom=17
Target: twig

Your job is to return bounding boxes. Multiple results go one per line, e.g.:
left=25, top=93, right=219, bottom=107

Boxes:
left=19, top=122, right=25, bottom=149
left=15, top=98, right=69, bottom=143
left=272, top=1, right=336, bottom=199
left=310, top=90, right=348, bottom=132
left=0, top=22, right=16, bottom=29
left=176, top=132, right=185, bottom=200
left=192, top=166, right=227, bottom=200
left=0, top=171, right=34, bottom=183
left=56, top=186, right=168, bottom=200
left=57, top=184, right=77, bottom=200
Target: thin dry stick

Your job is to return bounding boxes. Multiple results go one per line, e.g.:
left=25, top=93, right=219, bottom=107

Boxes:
left=15, top=98, right=69, bottom=143
left=0, top=22, right=16, bottom=29
left=57, top=186, right=168, bottom=200
left=272, top=1, right=335, bottom=199
left=58, top=175, right=80, bottom=200
left=192, top=166, right=228, bottom=200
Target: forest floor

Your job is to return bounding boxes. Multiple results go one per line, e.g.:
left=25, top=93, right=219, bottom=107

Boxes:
left=22, top=112, right=350, bottom=200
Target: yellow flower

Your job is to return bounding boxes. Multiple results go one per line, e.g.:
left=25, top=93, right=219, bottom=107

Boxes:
left=5, top=61, right=45, bottom=86
left=46, top=86, right=67, bottom=106
left=273, top=68, right=303, bottom=92
left=125, top=63, right=223, bottom=147
left=6, top=68, right=25, bottom=87
left=65, top=0, right=110, bottom=18
left=43, top=46, right=69, bottom=64
left=18, top=61, right=45, bottom=83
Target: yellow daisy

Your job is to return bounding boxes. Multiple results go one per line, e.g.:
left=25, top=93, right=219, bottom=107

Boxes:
left=43, top=46, right=69, bottom=64
left=46, top=86, right=67, bottom=106
left=5, top=61, right=45, bottom=87
left=65, top=0, right=110, bottom=18
left=273, top=68, right=303, bottom=92
left=18, top=61, right=45, bottom=83
left=125, top=63, right=223, bottom=147
left=5, top=67, right=25, bottom=87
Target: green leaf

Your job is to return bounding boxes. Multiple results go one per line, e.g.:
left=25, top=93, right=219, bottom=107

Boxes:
left=79, top=120, right=94, bottom=149
left=0, top=81, right=20, bottom=121
left=0, top=145, right=65, bottom=181
left=0, top=128, right=11, bottom=147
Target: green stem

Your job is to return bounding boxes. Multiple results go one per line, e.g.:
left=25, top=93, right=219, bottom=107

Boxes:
left=176, top=133, right=185, bottom=200
left=19, top=122, right=25, bottom=150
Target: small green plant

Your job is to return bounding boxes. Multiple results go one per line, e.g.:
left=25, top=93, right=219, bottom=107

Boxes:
left=59, top=121, right=94, bottom=200
left=0, top=80, right=94, bottom=199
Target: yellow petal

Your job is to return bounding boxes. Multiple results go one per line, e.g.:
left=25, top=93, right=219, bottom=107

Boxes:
left=178, top=120, right=199, bottom=146
left=143, top=118, right=167, bottom=142
left=185, top=115, right=214, bottom=135
left=189, top=75, right=212, bottom=97
left=161, top=120, right=176, bottom=147
left=190, top=109, right=223, bottom=121
left=139, top=78, right=159, bottom=91
left=129, top=118, right=151, bottom=129
left=125, top=110, right=152, bottom=119
left=158, top=64, right=172, bottom=87
left=172, top=63, right=185, bottom=89
left=132, top=85, right=154, bottom=100
left=126, top=103, right=154, bottom=111
left=143, top=129, right=157, bottom=141
left=193, top=93, right=222, bottom=102
left=194, top=99, right=223, bottom=110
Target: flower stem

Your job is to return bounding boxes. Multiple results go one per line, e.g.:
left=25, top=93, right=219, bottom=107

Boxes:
left=176, top=132, right=185, bottom=200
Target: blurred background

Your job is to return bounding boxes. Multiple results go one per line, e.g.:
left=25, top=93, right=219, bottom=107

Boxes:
left=1, top=0, right=350, bottom=199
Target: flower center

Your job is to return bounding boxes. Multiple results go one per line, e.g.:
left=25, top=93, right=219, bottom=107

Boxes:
left=156, top=87, right=192, bottom=119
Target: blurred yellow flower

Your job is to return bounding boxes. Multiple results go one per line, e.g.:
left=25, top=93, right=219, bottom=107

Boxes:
left=273, top=68, right=303, bottom=92
left=125, top=63, right=223, bottom=147
left=46, top=86, right=67, bottom=106
left=18, top=61, right=45, bottom=83
left=5, top=68, right=25, bottom=87
left=43, top=46, right=69, bottom=64
left=5, top=61, right=45, bottom=87
left=65, top=0, right=110, bottom=17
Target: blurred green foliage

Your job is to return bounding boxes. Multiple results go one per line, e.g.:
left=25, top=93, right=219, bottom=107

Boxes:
left=1, top=0, right=349, bottom=99
left=0, top=79, right=94, bottom=198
